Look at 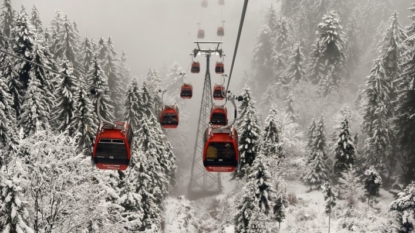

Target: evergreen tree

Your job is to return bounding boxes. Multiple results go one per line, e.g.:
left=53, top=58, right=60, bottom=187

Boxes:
left=233, top=89, right=261, bottom=180
left=124, top=80, right=141, bottom=130
left=285, top=92, right=298, bottom=123
left=265, top=4, right=277, bottom=36
left=0, top=174, right=34, bottom=233
left=2, top=49, right=21, bottom=119
left=271, top=16, right=292, bottom=82
left=234, top=182, right=258, bottom=233
left=80, top=37, right=95, bottom=80
left=164, top=62, right=185, bottom=97
left=259, top=85, right=275, bottom=114
left=103, top=37, right=122, bottom=118
left=0, top=69, right=18, bottom=165
left=322, top=182, right=336, bottom=233
left=308, top=42, right=324, bottom=85
left=303, top=116, right=329, bottom=189
left=0, top=0, right=14, bottom=40
left=251, top=25, right=274, bottom=89
left=333, top=117, right=355, bottom=179
left=363, top=166, right=382, bottom=207
left=89, top=55, right=114, bottom=122
left=70, top=83, right=96, bottom=154
left=309, top=11, right=345, bottom=96
left=339, top=165, right=360, bottom=207
left=248, top=154, right=275, bottom=215
left=118, top=51, right=131, bottom=94
left=97, top=37, right=107, bottom=62
left=390, top=182, right=415, bottom=233
left=52, top=59, right=78, bottom=135
left=261, top=107, right=284, bottom=160
left=144, top=69, right=162, bottom=113
left=307, top=118, right=317, bottom=149
left=395, top=9, right=415, bottom=185
left=30, top=5, right=42, bottom=33
left=362, top=59, right=393, bottom=172
left=49, top=10, right=63, bottom=57
left=282, top=44, right=306, bottom=86
left=10, top=7, right=35, bottom=100
left=295, top=3, right=314, bottom=54
left=344, top=18, right=361, bottom=79
left=272, top=180, right=287, bottom=230
left=18, top=77, right=49, bottom=137
left=407, top=3, right=415, bottom=39
left=56, top=15, right=83, bottom=78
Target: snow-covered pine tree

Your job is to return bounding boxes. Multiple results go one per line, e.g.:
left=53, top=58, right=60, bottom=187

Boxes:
left=96, top=37, right=107, bottom=62
left=271, top=16, right=292, bottom=82
left=118, top=51, right=131, bottom=95
left=315, top=11, right=346, bottom=96
left=362, top=59, right=393, bottom=175
left=407, top=3, right=415, bottom=39
left=80, top=37, right=95, bottom=80
left=145, top=68, right=163, bottom=113
left=265, top=4, right=277, bottom=36
left=0, top=173, right=34, bottom=233
left=390, top=181, right=415, bottom=233
left=52, top=59, right=78, bottom=135
left=333, top=116, right=355, bottom=179
left=103, top=37, right=123, bottom=118
left=248, top=153, right=275, bottom=216
left=261, top=106, right=284, bottom=161
left=363, top=166, right=382, bottom=207
left=338, top=165, right=360, bottom=207
left=303, top=116, right=329, bottom=190
left=89, top=55, right=114, bottom=122
left=10, top=7, right=35, bottom=102
left=1, top=47, right=20, bottom=119
left=307, top=41, right=324, bottom=85
left=30, top=5, right=42, bottom=33
left=233, top=89, right=261, bottom=180
left=49, top=10, right=63, bottom=57
left=236, top=87, right=255, bottom=129
left=307, top=118, right=316, bottom=149
left=70, top=83, right=96, bottom=154
left=272, top=179, right=287, bottom=230
left=0, top=0, right=14, bottom=41
left=56, top=15, right=83, bottom=79
left=18, top=76, right=49, bottom=137
left=285, top=92, right=298, bottom=123
left=164, top=62, right=185, bottom=99
left=251, top=24, right=274, bottom=91
left=322, top=182, right=336, bottom=233
left=30, top=43, right=55, bottom=114
left=259, top=85, right=275, bottom=115
left=395, top=6, right=415, bottom=186
left=295, top=3, right=314, bottom=54
left=281, top=43, right=306, bottom=86
left=344, top=18, right=361, bottom=79
left=124, top=80, right=141, bottom=130
left=234, top=182, right=258, bottom=233
left=0, top=69, right=18, bottom=166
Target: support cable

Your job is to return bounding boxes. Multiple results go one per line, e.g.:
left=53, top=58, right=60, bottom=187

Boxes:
left=225, top=0, right=249, bottom=91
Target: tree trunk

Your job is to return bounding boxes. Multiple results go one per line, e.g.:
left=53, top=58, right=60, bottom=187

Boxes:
left=328, top=214, right=331, bottom=233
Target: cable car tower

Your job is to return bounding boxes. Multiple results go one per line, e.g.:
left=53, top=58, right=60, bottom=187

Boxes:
left=188, top=41, right=224, bottom=199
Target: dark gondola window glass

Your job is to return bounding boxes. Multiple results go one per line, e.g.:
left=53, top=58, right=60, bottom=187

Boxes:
left=206, top=142, right=235, bottom=161
left=211, top=113, right=227, bottom=125
left=162, top=113, right=178, bottom=125
left=96, top=139, right=128, bottom=164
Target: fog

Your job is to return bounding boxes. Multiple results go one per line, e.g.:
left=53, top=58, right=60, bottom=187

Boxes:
left=14, top=0, right=275, bottom=88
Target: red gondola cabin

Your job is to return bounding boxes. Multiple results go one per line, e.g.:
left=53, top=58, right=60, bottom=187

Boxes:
left=197, top=29, right=205, bottom=39
left=92, top=122, right=134, bottom=171
left=219, top=0, right=224, bottom=5
left=191, top=62, right=200, bottom=73
left=210, top=106, right=228, bottom=126
left=180, top=84, right=193, bottom=99
left=203, top=126, right=238, bottom=172
left=201, top=0, right=208, bottom=8
left=213, top=85, right=226, bottom=100
left=217, top=27, right=224, bottom=36
left=160, top=105, right=179, bottom=128
left=215, top=62, right=224, bottom=74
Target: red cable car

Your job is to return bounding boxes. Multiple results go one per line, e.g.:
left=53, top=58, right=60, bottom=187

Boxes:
left=191, top=62, right=200, bottom=73
left=217, top=27, right=224, bottom=36
left=203, top=126, right=238, bottom=172
left=219, top=0, right=224, bottom=5
left=180, top=83, right=193, bottom=99
left=201, top=0, right=208, bottom=8
left=213, top=84, right=226, bottom=100
left=92, top=122, right=133, bottom=171
left=215, top=62, right=224, bottom=74
left=210, top=106, right=228, bottom=126
left=160, top=105, right=179, bottom=128
left=198, top=29, right=205, bottom=39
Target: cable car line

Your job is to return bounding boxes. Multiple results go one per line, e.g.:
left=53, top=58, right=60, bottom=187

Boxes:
left=225, top=0, right=248, bottom=92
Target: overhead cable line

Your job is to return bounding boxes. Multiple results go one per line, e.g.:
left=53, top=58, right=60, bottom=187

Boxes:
left=226, top=0, right=248, bottom=91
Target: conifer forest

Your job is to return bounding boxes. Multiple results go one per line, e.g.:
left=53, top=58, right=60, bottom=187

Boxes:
left=1, top=0, right=415, bottom=232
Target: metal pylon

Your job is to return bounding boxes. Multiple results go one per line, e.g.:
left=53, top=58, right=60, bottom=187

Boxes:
left=188, top=42, right=223, bottom=199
